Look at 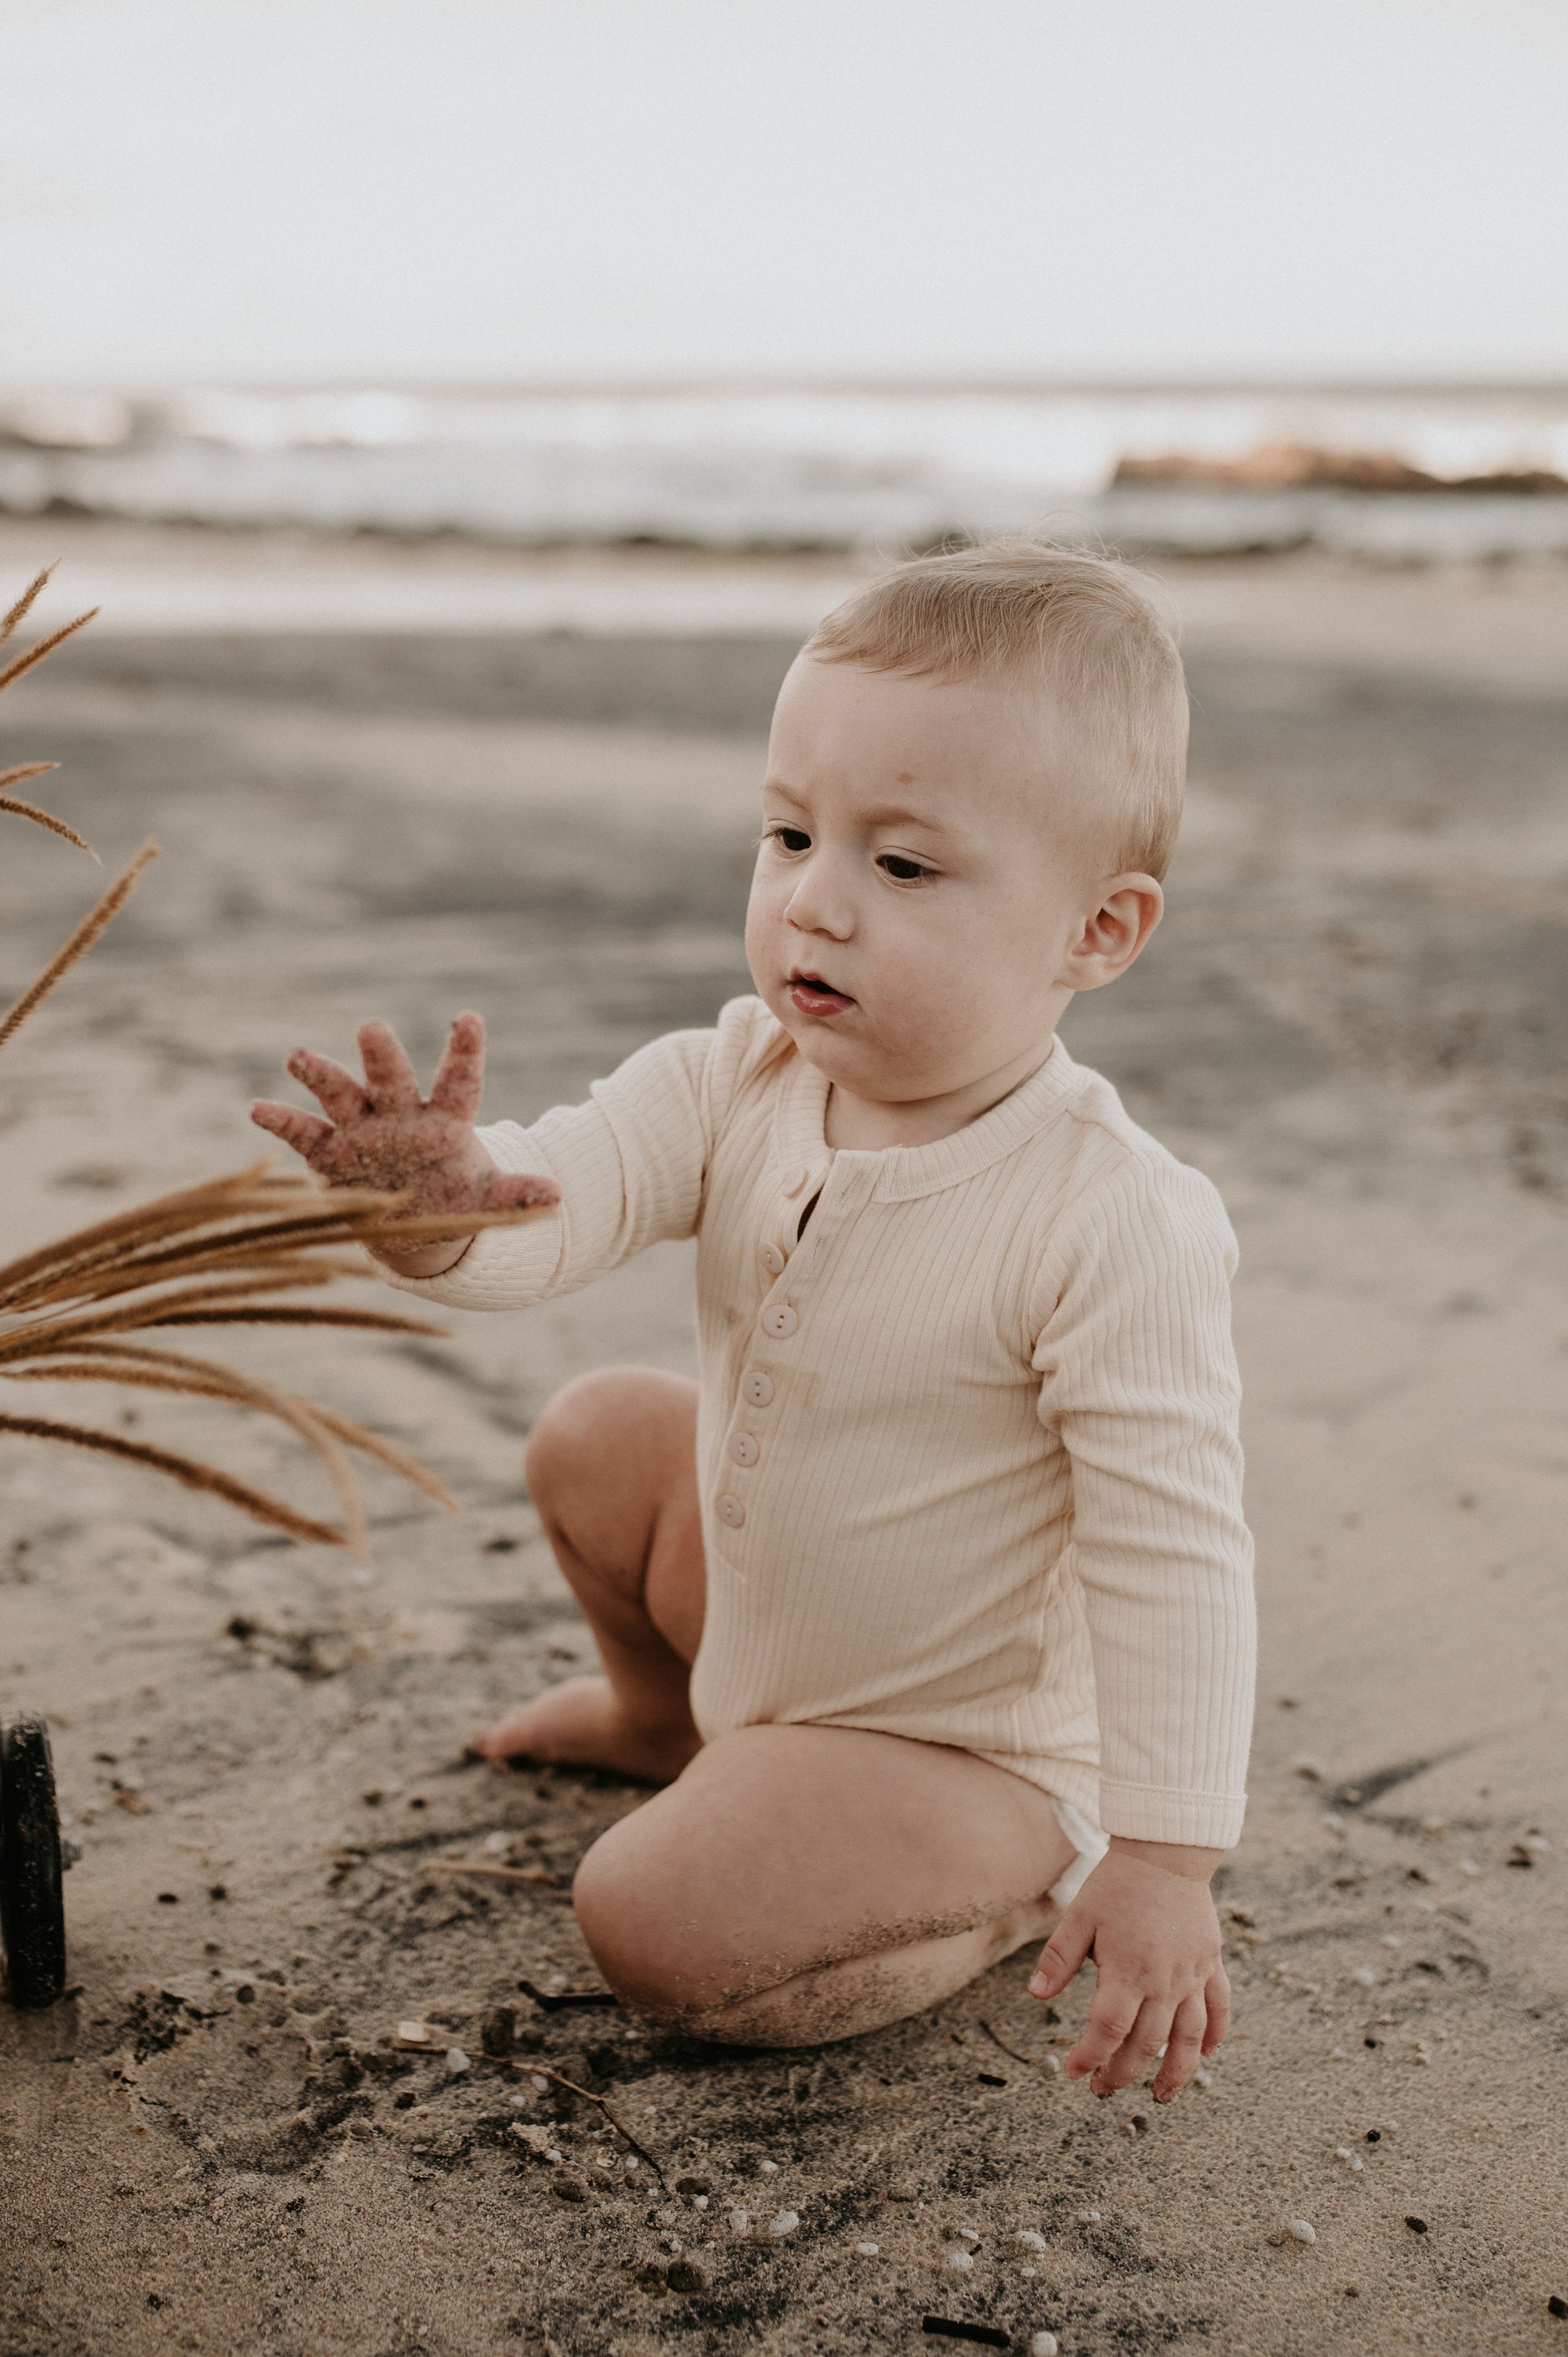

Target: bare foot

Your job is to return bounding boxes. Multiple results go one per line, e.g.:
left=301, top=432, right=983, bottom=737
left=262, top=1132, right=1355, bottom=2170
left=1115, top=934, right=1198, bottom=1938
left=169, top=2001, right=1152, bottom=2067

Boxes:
left=471, top=1677, right=699, bottom=1784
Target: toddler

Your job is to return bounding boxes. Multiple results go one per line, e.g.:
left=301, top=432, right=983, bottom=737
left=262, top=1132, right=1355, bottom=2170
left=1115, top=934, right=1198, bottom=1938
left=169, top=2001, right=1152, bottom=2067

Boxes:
left=253, top=544, right=1254, bottom=2102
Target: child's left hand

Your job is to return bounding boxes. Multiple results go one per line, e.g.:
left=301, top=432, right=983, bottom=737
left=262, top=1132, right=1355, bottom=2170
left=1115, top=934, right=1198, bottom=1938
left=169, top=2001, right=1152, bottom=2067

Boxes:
left=1027, top=1836, right=1229, bottom=2102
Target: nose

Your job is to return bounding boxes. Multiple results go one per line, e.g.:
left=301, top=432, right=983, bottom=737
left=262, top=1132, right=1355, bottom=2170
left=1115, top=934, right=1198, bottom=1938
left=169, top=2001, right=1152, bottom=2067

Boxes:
left=783, top=853, right=855, bottom=943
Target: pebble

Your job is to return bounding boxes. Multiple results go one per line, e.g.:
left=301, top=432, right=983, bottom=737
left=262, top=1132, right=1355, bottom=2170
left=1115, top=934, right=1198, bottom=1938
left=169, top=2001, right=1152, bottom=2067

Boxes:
left=856, top=2241, right=880, bottom=2256
left=1333, top=2147, right=1364, bottom=2172
left=1193, top=2065, right=1213, bottom=2088
left=1379, top=1934, right=1403, bottom=1949
left=444, top=2048, right=471, bottom=2077
left=1072, top=2209, right=1100, bottom=2225
left=1287, top=2219, right=1317, bottom=2245
left=759, top=2158, right=779, bottom=2174
left=1413, top=1897, right=1437, bottom=1914
left=944, top=2251, right=976, bottom=2273
left=1459, top=1859, right=1482, bottom=1878
left=769, top=2210, right=799, bottom=2239
left=1013, top=2230, right=1047, bottom=2254
left=1043, top=2054, right=1063, bottom=2075
left=666, top=2259, right=710, bottom=2293
left=1405, top=2215, right=1429, bottom=2235
left=957, top=2226, right=981, bottom=2245
left=480, top=2006, right=518, bottom=2059
left=1031, top=2336, right=1060, bottom=2357
left=1546, top=2295, right=1567, bottom=2319
left=693, top=2194, right=708, bottom=2211
left=728, top=2209, right=751, bottom=2235
left=1351, top=1968, right=1379, bottom=1987
left=483, top=1830, right=511, bottom=1854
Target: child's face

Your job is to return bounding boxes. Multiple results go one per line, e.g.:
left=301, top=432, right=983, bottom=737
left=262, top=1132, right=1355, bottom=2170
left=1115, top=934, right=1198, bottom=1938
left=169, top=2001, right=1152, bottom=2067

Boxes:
left=747, top=654, right=1132, bottom=1110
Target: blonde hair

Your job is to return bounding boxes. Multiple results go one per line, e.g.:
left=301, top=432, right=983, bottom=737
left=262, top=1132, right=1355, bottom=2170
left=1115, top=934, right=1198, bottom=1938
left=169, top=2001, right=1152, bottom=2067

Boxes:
left=806, top=541, right=1188, bottom=881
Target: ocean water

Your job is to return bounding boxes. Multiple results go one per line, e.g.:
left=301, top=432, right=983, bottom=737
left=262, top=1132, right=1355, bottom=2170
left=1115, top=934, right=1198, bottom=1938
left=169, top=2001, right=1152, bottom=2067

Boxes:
left=2, top=384, right=1567, bottom=558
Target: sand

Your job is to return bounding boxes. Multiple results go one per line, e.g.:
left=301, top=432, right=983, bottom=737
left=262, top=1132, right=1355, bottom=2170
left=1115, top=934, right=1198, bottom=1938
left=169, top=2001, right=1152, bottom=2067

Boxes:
left=1, top=527, right=1565, bottom=2355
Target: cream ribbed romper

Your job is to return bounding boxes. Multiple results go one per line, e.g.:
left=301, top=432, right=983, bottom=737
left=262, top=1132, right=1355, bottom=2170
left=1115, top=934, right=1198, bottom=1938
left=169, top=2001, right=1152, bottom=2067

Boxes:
left=395, top=996, right=1255, bottom=1850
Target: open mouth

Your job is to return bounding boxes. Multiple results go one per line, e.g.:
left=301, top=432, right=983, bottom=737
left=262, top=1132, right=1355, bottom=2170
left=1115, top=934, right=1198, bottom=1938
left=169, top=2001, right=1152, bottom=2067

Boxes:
left=787, top=970, right=856, bottom=1018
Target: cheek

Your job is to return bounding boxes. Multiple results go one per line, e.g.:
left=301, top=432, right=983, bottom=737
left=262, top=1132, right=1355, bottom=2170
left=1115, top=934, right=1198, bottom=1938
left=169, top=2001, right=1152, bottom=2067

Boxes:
left=743, top=868, right=782, bottom=971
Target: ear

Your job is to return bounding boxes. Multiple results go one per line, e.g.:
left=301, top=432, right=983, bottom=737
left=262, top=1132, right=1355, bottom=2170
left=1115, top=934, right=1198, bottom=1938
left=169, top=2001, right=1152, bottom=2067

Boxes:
left=1059, top=873, right=1164, bottom=992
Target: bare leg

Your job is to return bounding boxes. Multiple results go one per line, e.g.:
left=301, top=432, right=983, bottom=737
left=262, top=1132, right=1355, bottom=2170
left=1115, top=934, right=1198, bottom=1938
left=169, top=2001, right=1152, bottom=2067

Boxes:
left=471, top=1367, right=704, bottom=1784
left=476, top=1367, right=1080, bottom=2042
left=573, top=1722, right=1080, bottom=2046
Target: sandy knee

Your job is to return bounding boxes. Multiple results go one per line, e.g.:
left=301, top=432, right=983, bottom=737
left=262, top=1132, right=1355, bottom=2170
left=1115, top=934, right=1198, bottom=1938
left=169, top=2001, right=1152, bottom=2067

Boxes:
left=572, top=1818, right=745, bottom=2019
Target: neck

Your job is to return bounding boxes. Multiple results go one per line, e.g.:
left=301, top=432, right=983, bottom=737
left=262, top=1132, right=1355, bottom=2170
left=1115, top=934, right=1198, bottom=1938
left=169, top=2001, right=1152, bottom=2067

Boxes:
left=823, top=1035, right=1059, bottom=1152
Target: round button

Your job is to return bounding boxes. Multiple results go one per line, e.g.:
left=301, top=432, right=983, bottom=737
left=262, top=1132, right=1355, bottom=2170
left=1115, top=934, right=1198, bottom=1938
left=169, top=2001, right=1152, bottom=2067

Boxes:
left=761, top=1304, right=798, bottom=1339
left=743, top=1370, right=774, bottom=1407
left=729, top=1432, right=760, bottom=1467
left=716, top=1493, right=746, bottom=1529
left=781, top=1165, right=810, bottom=1198
left=761, top=1242, right=786, bottom=1276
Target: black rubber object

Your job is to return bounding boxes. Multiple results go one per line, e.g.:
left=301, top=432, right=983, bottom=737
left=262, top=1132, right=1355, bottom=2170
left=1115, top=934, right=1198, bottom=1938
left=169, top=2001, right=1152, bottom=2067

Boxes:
left=1, top=1713, right=68, bottom=2008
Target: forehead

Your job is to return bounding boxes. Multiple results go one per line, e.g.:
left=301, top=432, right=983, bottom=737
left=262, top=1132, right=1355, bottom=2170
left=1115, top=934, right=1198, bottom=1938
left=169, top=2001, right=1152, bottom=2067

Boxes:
left=765, top=654, right=1054, bottom=828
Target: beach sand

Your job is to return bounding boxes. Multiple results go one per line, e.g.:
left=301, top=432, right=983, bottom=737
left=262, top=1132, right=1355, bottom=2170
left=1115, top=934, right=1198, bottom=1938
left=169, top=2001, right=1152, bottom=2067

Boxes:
left=1, top=528, right=1565, bottom=2353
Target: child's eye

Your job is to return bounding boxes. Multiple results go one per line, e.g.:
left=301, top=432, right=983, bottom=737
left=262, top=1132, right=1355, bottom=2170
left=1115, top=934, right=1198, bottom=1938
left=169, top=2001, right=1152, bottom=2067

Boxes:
left=877, top=853, right=935, bottom=883
left=768, top=826, right=811, bottom=853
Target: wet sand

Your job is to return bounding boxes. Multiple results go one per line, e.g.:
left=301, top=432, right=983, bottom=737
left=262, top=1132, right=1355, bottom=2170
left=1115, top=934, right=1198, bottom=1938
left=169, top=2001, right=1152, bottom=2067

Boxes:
left=1, top=532, right=1566, bottom=2354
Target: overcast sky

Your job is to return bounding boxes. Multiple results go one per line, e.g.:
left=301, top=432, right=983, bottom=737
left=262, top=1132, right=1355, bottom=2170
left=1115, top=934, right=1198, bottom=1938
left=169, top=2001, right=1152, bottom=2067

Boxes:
left=5, top=0, right=1565, bottom=387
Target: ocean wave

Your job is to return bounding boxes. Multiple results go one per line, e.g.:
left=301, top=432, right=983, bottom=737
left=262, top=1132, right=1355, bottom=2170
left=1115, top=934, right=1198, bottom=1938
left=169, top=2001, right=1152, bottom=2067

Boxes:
left=2, top=384, right=1566, bottom=558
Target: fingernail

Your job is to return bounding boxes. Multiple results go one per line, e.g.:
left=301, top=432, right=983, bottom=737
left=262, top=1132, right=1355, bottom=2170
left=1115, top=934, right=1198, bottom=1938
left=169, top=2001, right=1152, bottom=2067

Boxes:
left=1027, top=1973, right=1050, bottom=1996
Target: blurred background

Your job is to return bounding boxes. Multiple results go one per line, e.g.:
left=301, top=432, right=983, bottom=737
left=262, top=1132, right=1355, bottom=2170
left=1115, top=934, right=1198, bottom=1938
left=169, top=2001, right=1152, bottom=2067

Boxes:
left=4, top=0, right=1568, bottom=581
left=3, top=10, right=1568, bottom=2348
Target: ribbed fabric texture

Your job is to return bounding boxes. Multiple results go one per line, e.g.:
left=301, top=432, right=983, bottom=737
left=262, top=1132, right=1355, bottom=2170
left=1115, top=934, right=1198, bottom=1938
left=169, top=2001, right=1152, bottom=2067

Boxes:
left=391, top=997, right=1255, bottom=1845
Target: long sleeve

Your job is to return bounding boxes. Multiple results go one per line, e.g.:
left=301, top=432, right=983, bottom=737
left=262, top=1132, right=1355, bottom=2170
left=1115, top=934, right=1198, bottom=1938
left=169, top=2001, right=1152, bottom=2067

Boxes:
left=383, top=1005, right=762, bottom=1313
left=1031, top=1151, right=1255, bottom=1846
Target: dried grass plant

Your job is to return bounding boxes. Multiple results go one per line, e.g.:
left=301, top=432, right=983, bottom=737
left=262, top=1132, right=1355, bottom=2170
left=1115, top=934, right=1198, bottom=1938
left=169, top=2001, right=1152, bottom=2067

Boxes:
left=0, top=568, right=533, bottom=1546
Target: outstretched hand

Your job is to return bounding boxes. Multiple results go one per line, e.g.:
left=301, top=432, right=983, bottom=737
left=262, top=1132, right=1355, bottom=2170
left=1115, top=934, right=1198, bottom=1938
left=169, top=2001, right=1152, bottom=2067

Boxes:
left=1027, top=1837, right=1229, bottom=2103
left=251, top=1012, right=558, bottom=1272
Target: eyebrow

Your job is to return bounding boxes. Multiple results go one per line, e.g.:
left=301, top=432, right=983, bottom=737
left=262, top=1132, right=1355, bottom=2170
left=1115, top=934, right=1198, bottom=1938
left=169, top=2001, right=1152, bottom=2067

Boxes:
left=762, top=779, right=956, bottom=838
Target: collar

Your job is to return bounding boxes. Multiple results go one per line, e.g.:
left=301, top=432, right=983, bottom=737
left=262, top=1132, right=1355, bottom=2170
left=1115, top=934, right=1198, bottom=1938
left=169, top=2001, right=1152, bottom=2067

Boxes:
left=769, top=1031, right=1080, bottom=1204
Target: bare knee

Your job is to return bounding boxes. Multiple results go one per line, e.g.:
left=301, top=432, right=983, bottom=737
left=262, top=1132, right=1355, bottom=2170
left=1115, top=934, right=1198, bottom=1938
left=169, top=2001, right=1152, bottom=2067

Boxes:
left=572, top=1819, right=743, bottom=2024
left=572, top=1830, right=697, bottom=2019
left=525, top=1366, right=694, bottom=1521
